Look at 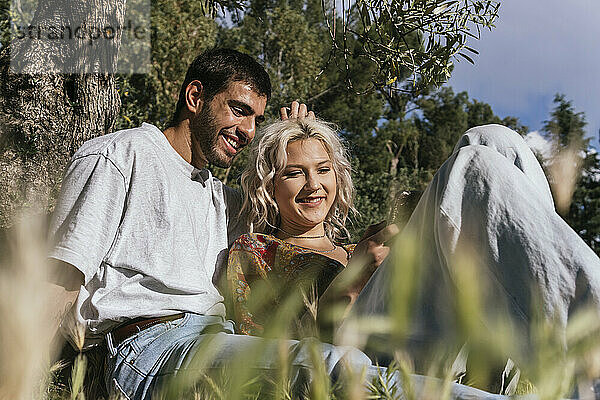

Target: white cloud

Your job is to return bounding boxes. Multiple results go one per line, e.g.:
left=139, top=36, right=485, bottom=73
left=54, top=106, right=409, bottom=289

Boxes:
left=524, top=130, right=553, bottom=160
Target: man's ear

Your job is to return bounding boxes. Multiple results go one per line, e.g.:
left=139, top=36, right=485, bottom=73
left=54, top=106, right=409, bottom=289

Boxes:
left=185, top=80, right=204, bottom=114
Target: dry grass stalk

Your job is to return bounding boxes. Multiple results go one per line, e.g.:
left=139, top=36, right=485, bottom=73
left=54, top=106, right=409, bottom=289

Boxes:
left=0, top=211, right=55, bottom=400
left=548, top=146, right=582, bottom=215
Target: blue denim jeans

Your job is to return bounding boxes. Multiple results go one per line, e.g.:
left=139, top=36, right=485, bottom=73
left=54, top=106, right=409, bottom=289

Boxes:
left=105, top=313, right=508, bottom=399
left=105, top=314, right=372, bottom=399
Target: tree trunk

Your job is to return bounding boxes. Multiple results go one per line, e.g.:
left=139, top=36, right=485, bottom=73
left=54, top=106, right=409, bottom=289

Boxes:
left=0, top=0, right=124, bottom=227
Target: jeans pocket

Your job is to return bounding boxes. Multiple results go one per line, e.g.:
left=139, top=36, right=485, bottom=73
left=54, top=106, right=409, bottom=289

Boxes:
left=109, top=314, right=190, bottom=399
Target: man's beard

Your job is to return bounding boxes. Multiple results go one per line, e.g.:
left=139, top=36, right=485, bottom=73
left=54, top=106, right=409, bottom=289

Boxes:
left=190, top=102, right=235, bottom=168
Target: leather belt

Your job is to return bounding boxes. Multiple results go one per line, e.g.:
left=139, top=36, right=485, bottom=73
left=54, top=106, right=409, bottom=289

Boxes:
left=111, top=313, right=185, bottom=347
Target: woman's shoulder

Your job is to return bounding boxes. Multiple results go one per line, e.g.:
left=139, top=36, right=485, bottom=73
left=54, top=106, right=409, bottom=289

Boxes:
left=229, top=233, right=284, bottom=272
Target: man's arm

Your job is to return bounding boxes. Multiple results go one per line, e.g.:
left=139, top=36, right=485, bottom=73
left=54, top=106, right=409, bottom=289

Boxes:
left=45, top=149, right=127, bottom=358
left=46, top=260, right=84, bottom=356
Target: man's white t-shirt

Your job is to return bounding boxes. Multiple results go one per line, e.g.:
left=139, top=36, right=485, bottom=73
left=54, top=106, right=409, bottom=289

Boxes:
left=49, top=123, right=245, bottom=346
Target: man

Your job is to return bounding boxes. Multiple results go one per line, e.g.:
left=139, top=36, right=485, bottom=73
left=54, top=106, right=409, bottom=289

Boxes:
left=48, top=48, right=270, bottom=351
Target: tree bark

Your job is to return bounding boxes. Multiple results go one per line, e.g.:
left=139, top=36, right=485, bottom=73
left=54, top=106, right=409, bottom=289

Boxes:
left=0, top=0, right=124, bottom=227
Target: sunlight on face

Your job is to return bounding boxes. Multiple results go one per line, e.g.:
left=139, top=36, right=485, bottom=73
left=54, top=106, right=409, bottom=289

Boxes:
left=190, top=81, right=266, bottom=168
left=273, top=139, right=337, bottom=235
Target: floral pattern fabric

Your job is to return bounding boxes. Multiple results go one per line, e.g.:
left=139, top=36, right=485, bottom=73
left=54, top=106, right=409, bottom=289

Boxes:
left=227, top=233, right=355, bottom=336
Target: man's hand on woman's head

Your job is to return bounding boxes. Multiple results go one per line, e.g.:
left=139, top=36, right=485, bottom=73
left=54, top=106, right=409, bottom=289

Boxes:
left=280, top=100, right=316, bottom=120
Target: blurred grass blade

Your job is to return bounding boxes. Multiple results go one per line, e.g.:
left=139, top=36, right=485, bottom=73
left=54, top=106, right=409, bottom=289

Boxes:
left=70, top=353, right=87, bottom=400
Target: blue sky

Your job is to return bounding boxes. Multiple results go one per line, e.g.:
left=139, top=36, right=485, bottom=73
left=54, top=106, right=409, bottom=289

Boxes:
left=446, top=0, right=600, bottom=148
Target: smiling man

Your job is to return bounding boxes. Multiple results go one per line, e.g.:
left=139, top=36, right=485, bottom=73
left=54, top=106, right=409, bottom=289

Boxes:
left=165, top=70, right=267, bottom=169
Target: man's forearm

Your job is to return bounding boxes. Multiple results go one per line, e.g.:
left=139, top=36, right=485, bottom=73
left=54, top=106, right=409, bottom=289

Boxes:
left=46, top=283, right=79, bottom=340
left=46, top=260, right=84, bottom=354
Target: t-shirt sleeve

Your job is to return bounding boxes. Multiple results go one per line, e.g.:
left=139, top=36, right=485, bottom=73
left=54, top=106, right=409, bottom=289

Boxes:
left=48, top=154, right=127, bottom=284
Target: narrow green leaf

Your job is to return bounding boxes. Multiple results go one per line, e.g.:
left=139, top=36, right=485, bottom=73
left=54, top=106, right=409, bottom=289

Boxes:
left=457, top=51, right=474, bottom=64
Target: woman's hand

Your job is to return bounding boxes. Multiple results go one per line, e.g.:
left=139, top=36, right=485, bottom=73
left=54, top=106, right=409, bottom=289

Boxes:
left=343, top=221, right=400, bottom=302
left=315, top=221, right=399, bottom=336
left=280, top=100, right=315, bottom=120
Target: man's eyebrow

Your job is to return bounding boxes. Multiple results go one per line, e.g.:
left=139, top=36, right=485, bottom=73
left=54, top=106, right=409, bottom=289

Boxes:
left=229, top=100, right=265, bottom=123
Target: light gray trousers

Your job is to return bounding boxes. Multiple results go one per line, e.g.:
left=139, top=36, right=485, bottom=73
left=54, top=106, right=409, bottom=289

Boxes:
left=352, top=124, right=600, bottom=359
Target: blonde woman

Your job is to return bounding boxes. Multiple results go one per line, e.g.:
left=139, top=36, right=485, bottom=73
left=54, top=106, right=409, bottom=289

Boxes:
left=227, top=118, right=396, bottom=338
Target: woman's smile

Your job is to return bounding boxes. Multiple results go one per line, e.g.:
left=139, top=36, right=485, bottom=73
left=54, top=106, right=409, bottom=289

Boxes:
left=273, top=138, right=337, bottom=236
left=296, top=196, right=325, bottom=205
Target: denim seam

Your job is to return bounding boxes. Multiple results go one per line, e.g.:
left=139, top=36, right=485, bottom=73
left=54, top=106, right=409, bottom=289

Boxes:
left=111, top=377, right=132, bottom=400
left=118, top=314, right=191, bottom=370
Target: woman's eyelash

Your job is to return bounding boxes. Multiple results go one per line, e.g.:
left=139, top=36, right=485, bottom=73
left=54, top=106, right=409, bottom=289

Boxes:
left=285, top=171, right=302, bottom=177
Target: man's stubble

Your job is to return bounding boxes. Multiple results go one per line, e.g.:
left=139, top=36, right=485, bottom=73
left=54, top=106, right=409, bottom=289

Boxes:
left=190, top=101, right=234, bottom=169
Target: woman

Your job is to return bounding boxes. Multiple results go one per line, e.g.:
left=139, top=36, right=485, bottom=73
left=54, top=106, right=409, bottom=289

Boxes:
left=227, top=118, right=393, bottom=339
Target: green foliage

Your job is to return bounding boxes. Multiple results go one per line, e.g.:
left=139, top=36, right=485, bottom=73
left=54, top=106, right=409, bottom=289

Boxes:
left=543, top=93, right=589, bottom=152
left=114, top=1, right=218, bottom=131
left=341, top=85, right=524, bottom=240
left=351, top=170, right=393, bottom=240
left=568, top=150, right=600, bottom=255
left=135, top=0, right=501, bottom=94
left=539, top=94, right=599, bottom=256
left=0, top=0, right=10, bottom=50
left=329, top=0, right=500, bottom=92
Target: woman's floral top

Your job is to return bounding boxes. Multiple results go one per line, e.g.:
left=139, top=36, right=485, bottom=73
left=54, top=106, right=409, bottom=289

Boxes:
left=227, top=233, right=355, bottom=337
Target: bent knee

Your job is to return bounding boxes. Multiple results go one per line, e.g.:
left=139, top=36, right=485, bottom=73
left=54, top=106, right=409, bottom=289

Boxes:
left=454, top=124, right=528, bottom=158
left=451, top=125, right=552, bottom=201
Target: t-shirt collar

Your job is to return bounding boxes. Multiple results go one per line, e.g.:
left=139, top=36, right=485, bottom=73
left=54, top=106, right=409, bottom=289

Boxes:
left=142, top=122, right=212, bottom=185
left=191, top=168, right=211, bottom=185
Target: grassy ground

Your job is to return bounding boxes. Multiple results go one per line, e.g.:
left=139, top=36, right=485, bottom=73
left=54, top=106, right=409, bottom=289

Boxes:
left=1, top=212, right=599, bottom=400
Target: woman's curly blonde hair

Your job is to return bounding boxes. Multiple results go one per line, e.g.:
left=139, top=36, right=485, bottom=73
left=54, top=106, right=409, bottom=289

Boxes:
left=240, top=118, right=355, bottom=241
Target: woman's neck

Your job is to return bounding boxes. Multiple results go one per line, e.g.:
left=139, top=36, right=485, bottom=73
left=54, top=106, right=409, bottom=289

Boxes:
left=275, top=223, right=333, bottom=248
left=274, top=226, right=350, bottom=264
left=276, top=222, right=325, bottom=238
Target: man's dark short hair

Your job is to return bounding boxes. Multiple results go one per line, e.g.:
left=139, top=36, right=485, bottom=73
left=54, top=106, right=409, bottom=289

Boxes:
left=170, top=48, right=271, bottom=126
